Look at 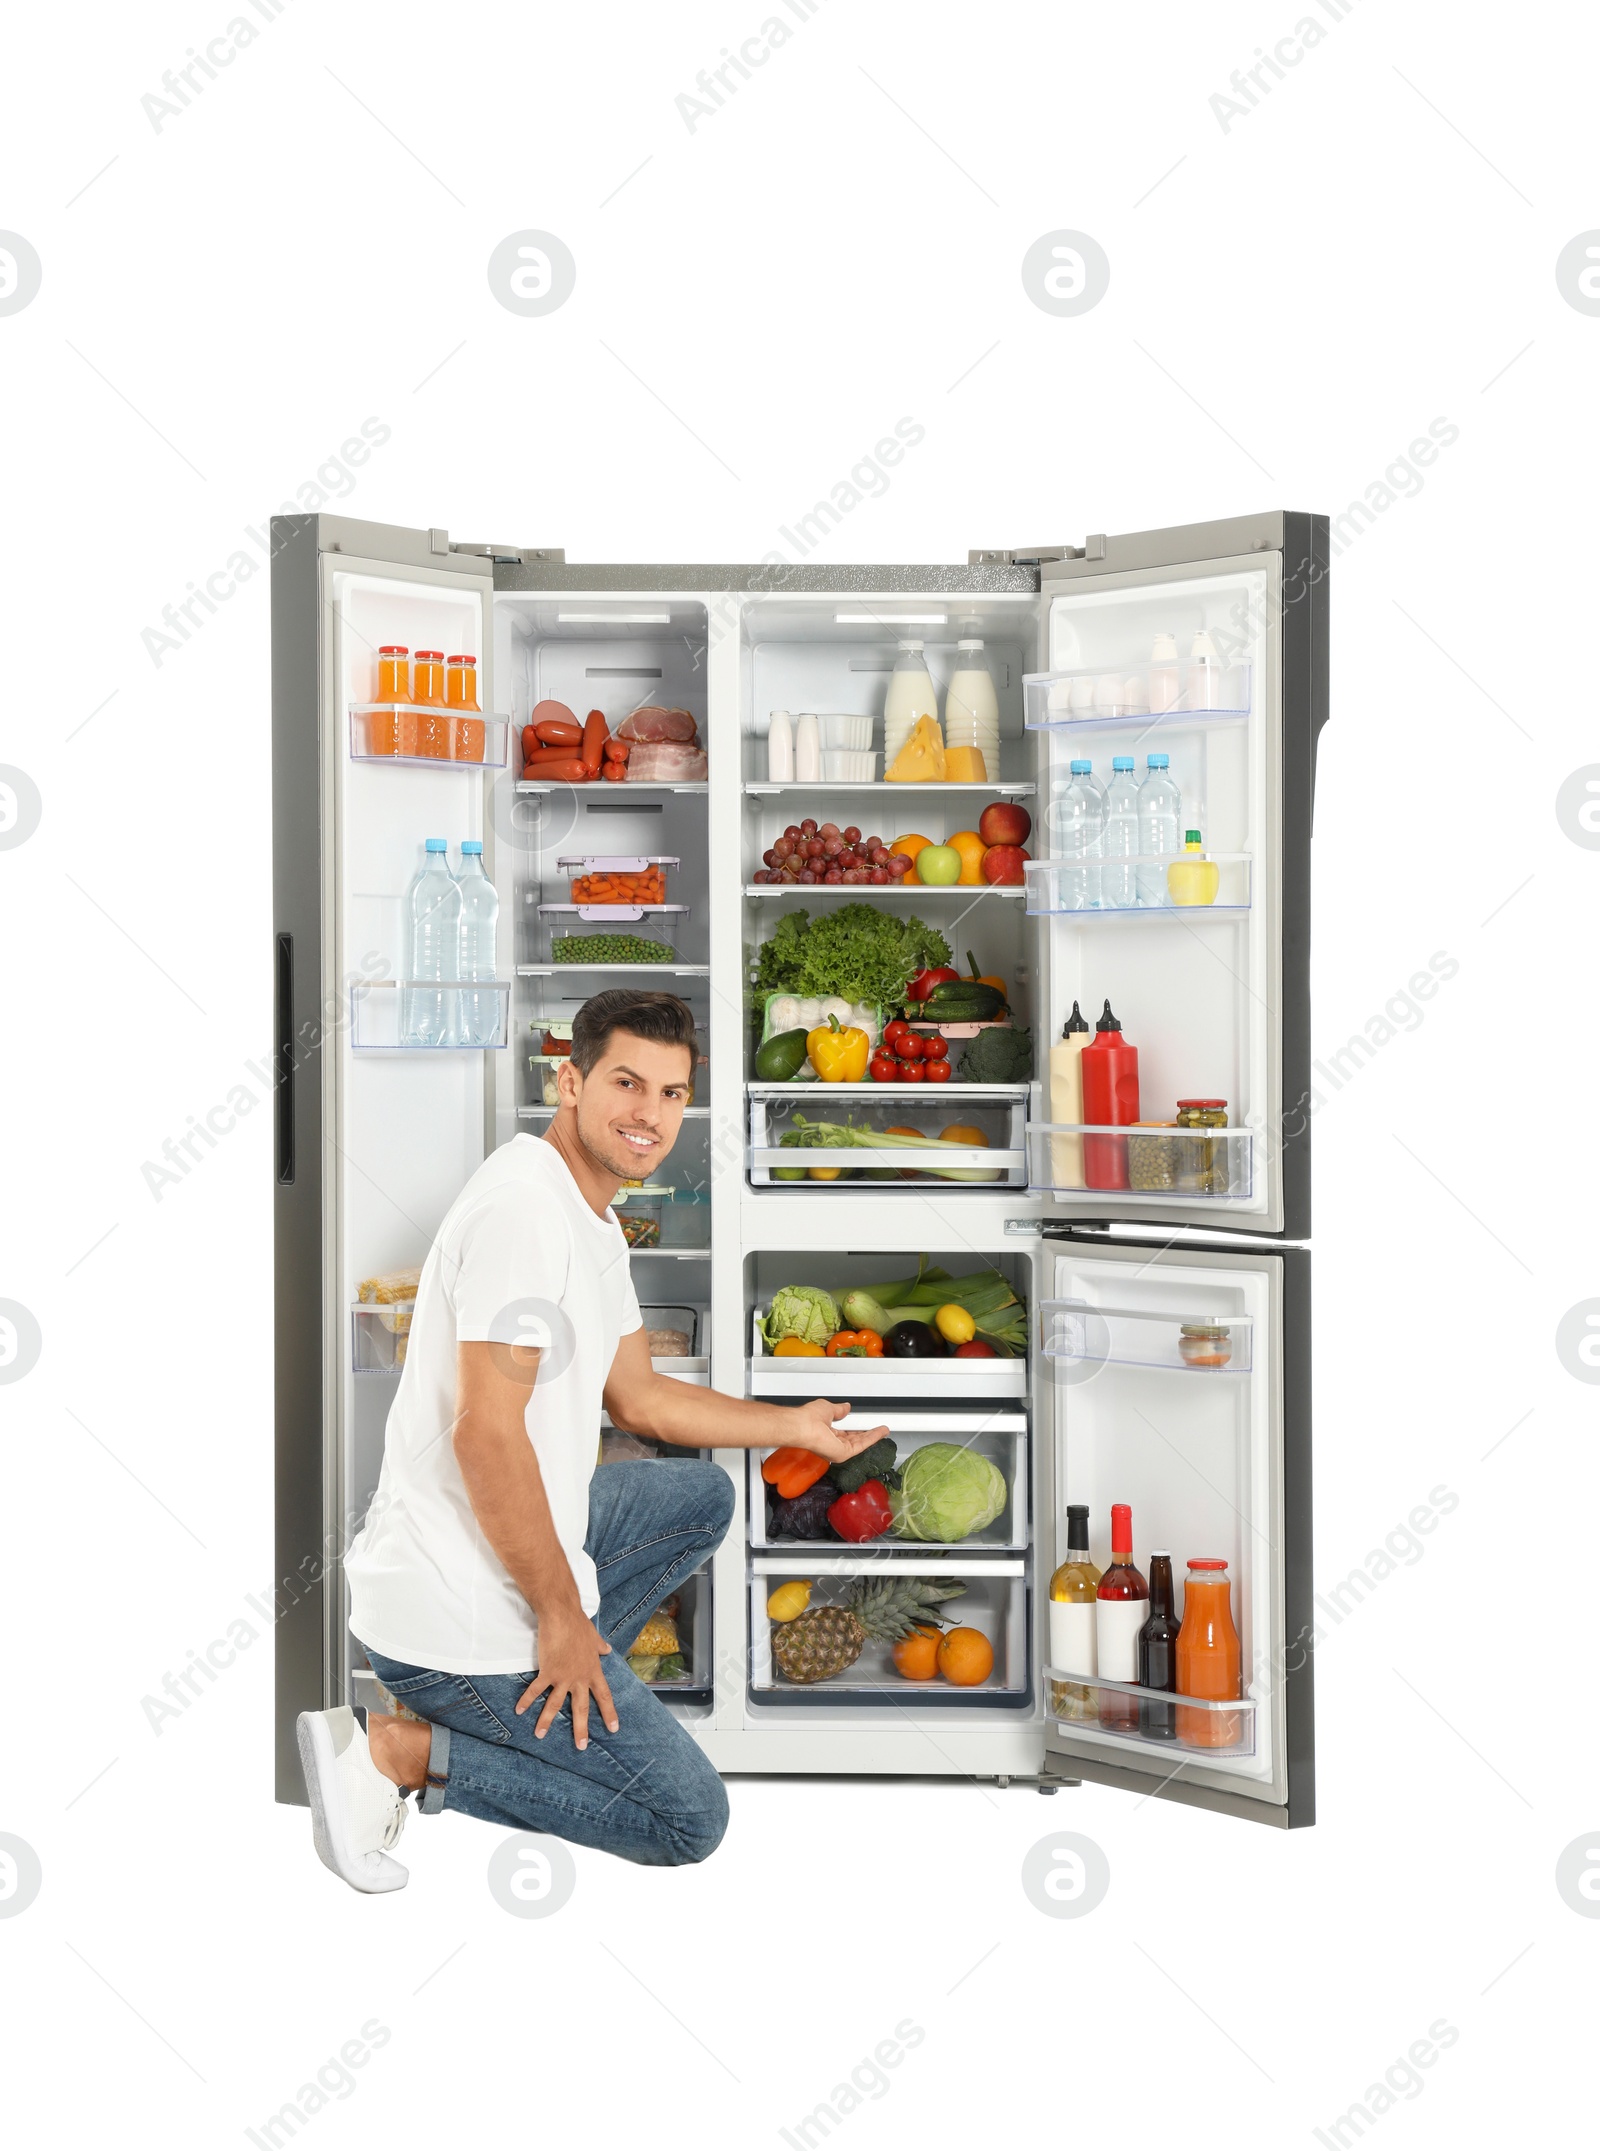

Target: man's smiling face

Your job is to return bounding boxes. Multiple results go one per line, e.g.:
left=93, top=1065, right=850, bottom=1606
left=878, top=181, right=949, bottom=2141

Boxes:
left=568, top=1028, right=693, bottom=1183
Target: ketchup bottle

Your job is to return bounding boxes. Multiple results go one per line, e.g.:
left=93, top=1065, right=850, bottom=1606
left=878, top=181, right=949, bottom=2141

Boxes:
left=1080, top=999, right=1140, bottom=1189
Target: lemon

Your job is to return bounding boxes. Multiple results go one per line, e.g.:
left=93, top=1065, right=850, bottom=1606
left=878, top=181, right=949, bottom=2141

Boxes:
left=767, top=1581, right=813, bottom=1622
left=934, top=1302, right=977, bottom=1345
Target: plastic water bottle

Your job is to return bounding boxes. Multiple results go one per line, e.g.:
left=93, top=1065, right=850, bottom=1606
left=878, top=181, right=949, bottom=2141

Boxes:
left=1101, top=757, right=1141, bottom=910
left=403, top=838, right=462, bottom=1047
left=1137, top=752, right=1183, bottom=906
left=1052, top=758, right=1105, bottom=910
left=454, top=839, right=501, bottom=1047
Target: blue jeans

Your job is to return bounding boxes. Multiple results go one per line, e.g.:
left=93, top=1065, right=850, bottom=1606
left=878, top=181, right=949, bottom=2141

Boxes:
left=364, top=1459, right=734, bottom=1868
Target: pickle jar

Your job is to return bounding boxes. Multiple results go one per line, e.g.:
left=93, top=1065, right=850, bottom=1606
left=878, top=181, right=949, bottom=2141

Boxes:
left=1175, top=1098, right=1230, bottom=1195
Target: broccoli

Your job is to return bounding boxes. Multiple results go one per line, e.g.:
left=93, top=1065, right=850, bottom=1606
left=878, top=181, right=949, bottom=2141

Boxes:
left=957, top=1024, right=1033, bottom=1083
left=830, top=1438, right=899, bottom=1495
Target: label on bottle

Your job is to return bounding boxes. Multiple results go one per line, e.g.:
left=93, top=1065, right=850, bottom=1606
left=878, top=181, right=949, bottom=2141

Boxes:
left=1095, top=1599, right=1146, bottom=1683
left=1048, top=1601, right=1096, bottom=1678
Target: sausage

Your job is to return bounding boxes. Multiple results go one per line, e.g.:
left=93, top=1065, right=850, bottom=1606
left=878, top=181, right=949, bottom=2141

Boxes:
left=522, top=745, right=598, bottom=774
left=600, top=736, right=631, bottom=762
left=602, top=760, right=627, bottom=781
left=533, top=718, right=583, bottom=748
left=523, top=756, right=597, bottom=782
left=580, top=706, right=608, bottom=771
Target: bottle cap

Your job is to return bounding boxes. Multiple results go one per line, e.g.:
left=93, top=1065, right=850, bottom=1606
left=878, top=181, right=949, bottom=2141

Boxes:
left=1112, top=755, right=1134, bottom=771
left=1065, top=1502, right=1090, bottom=1549
left=415, top=649, right=445, bottom=660
left=1187, top=1556, right=1228, bottom=1571
left=1149, top=1548, right=1172, bottom=1558
left=1147, top=752, right=1169, bottom=768
left=1062, top=1001, right=1090, bottom=1038
left=1186, top=829, right=1202, bottom=844
left=460, top=840, right=483, bottom=855
left=447, top=653, right=475, bottom=664
left=1110, top=1502, right=1133, bottom=1555
left=1095, top=999, right=1122, bottom=1034
left=1069, top=758, right=1092, bottom=774
left=425, top=838, right=448, bottom=852
left=898, top=639, right=924, bottom=653
left=1151, top=633, right=1178, bottom=660
left=957, top=637, right=984, bottom=650
left=378, top=644, right=408, bottom=655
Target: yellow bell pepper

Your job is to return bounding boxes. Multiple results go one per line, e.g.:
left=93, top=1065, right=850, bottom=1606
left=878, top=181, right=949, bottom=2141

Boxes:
left=807, top=1015, right=870, bottom=1083
left=773, top=1336, right=826, bottom=1357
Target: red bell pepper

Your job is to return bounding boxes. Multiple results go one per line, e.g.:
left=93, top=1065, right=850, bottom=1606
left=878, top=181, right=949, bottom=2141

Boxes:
left=906, top=966, right=960, bottom=1003
left=827, top=1479, right=894, bottom=1542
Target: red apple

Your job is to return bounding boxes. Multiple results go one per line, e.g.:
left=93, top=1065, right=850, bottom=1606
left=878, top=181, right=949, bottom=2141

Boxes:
left=978, top=801, right=1032, bottom=847
left=981, top=844, right=1027, bottom=885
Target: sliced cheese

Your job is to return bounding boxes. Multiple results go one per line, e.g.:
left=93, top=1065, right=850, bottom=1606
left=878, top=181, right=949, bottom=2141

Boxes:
left=944, top=743, right=988, bottom=783
left=887, top=713, right=946, bottom=782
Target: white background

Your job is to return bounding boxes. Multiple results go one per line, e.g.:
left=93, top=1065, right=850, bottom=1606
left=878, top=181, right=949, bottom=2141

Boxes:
left=2, top=1, right=1594, bottom=2143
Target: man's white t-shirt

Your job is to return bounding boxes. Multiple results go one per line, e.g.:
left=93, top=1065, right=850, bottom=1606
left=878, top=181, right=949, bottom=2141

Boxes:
left=346, top=1135, right=643, bottom=1675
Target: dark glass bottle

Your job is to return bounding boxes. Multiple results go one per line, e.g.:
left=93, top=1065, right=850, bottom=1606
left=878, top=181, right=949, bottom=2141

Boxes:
left=1138, top=1553, right=1182, bottom=1740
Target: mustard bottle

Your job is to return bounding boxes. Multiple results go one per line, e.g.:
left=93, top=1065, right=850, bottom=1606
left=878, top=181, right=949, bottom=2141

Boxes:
left=1166, top=829, right=1220, bottom=908
left=1048, top=1001, right=1093, bottom=1188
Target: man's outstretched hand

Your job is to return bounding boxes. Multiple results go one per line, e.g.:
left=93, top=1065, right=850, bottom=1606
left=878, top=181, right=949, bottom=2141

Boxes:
left=782, top=1397, right=890, bottom=1462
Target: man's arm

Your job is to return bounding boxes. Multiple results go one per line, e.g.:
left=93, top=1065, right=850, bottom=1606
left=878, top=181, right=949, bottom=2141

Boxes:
left=452, top=1338, right=618, bottom=1750
left=602, top=1326, right=886, bottom=1461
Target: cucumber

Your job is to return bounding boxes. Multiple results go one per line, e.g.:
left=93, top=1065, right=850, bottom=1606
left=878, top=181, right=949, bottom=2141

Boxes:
left=754, top=1028, right=811, bottom=1081
left=914, top=983, right=1005, bottom=1023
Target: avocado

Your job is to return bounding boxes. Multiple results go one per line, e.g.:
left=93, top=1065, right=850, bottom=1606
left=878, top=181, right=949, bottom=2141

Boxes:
left=754, top=1027, right=811, bottom=1081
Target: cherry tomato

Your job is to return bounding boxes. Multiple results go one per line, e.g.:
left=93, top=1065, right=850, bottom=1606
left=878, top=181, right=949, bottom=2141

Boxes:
left=919, top=1035, right=949, bottom=1061
left=923, top=1058, right=953, bottom=1082
left=870, top=1054, right=899, bottom=1083
left=898, top=1060, right=925, bottom=1082
left=897, top=1033, right=925, bottom=1060
left=882, top=1019, right=912, bottom=1053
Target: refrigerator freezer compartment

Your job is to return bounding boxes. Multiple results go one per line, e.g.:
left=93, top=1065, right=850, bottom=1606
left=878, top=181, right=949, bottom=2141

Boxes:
left=750, top=1563, right=1029, bottom=1705
left=749, top=1312, right=1026, bottom=1398
left=1045, top=1670, right=1256, bottom=1756
left=348, top=978, right=510, bottom=1050
left=1023, top=662, right=1252, bottom=729
left=1028, top=1124, right=1254, bottom=1202
left=351, top=1300, right=415, bottom=1375
left=749, top=1410, right=1028, bottom=1551
left=555, top=855, right=678, bottom=904
left=749, top=1093, right=1027, bottom=1188
left=1039, top=1300, right=1253, bottom=1374
left=349, top=705, right=508, bottom=765
left=1025, top=855, right=1252, bottom=915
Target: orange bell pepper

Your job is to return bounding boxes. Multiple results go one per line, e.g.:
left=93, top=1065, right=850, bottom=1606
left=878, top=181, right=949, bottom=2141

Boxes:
left=825, top=1329, right=884, bottom=1357
left=760, top=1445, right=831, bottom=1499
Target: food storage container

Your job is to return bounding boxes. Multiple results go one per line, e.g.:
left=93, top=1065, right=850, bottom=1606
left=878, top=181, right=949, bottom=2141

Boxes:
left=1178, top=1323, right=1234, bottom=1370
left=815, top=713, right=874, bottom=751
left=614, top=1186, right=674, bottom=1248
left=638, top=1304, right=697, bottom=1358
left=1126, top=1122, right=1179, bottom=1191
left=759, top=993, right=882, bottom=1048
left=557, top=855, right=677, bottom=905
left=820, top=749, right=880, bottom=782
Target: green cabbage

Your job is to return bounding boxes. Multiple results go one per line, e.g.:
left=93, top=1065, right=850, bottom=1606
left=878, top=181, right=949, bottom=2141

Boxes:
left=889, top=1443, right=1007, bottom=1542
left=761, top=1286, right=841, bottom=1349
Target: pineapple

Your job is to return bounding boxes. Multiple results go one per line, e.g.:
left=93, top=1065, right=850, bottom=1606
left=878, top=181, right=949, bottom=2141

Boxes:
left=771, top=1576, right=967, bottom=1684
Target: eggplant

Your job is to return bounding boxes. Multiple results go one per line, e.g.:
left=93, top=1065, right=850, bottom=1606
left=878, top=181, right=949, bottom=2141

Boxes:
left=768, top=1481, right=839, bottom=1539
left=884, top=1319, right=948, bottom=1358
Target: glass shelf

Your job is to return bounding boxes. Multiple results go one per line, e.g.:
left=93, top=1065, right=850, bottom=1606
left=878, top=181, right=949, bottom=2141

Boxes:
left=1024, top=854, right=1251, bottom=916
left=1024, top=662, right=1252, bottom=731
left=1045, top=1669, right=1256, bottom=1754
left=516, top=780, right=708, bottom=796
left=1038, top=1299, right=1253, bottom=1374
left=517, top=962, right=710, bottom=978
left=1027, top=1124, right=1254, bottom=1202
left=746, top=881, right=1025, bottom=900
left=349, top=978, right=510, bottom=1050
left=744, top=781, right=1035, bottom=797
left=349, top=706, right=509, bottom=766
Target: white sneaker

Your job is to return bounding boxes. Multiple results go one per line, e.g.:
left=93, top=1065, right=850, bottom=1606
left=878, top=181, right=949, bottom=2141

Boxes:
left=297, top=1707, right=410, bottom=1894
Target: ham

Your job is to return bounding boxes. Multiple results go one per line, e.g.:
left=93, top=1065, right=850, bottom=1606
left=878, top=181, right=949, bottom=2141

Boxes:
left=625, top=742, right=708, bottom=782
left=616, top=705, right=698, bottom=744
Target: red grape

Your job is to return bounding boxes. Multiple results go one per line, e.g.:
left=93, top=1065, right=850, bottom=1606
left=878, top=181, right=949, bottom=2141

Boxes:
left=784, top=824, right=801, bottom=842
left=820, top=822, right=840, bottom=839
left=843, top=825, right=861, bottom=845
left=801, top=818, right=819, bottom=836
left=870, top=867, right=889, bottom=884
left=762, top=848, right=779, bottom=868
left=823, top=866, right=843, bottom=884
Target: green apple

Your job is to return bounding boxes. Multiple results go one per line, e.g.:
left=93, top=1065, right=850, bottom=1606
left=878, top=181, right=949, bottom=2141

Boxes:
left=916, top=843, right=962, bottom=886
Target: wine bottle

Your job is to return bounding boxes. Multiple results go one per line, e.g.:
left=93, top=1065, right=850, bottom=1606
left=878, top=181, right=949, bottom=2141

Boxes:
left=1047, top=1503, right=1101, bottom=1721
left=1095, top=1503, right=1148, bottom=1732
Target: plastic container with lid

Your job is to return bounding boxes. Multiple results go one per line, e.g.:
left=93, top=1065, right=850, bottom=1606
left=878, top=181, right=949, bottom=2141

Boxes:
left=613, top=1185, right=675, bottom=1248
left=1178, top=1323, right=1233, bottom=1369
left=1175, top=1099, right=1230, bottom=1195
left=1126, top=1121, right=1178, bottom=1191
left=558, top=855, right=678, bottom=905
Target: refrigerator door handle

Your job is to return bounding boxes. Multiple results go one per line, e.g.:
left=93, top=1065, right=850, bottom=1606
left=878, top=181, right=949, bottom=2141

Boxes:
left=275, top=931, right=294, bottom=1184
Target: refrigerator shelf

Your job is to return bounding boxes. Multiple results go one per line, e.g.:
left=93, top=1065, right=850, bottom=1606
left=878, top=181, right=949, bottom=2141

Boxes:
left=744, top=781, right=1036, bottom=797
left=535, top=902, right=691, bottom=920
left=348, top=978, right=510, bottom=1051
left=516, top=963, right=710, bottom=977
left=751, top=1567, right=1028, bottom=1705
left=1027, top=1123, right=1254, bottom=1202
left=349, top=705, right=509, bottom=765
left=750, top=1312, right=1026, bottom=1398
left=517, top=1105, right=710, bottom=1120
left=750, top=1413, right=1028, bottom=1551
left=746, top=1082, right=1030, bottom=1100
left=1045, top=1669, right=1257, bottom=1756
left=1039, top=1299, right=1254, bottom=1375
left=516, top=780, right=708, bottom=796
left=1023, top=663, right=1252, bottom=731
left=1025, top=854, right=1252, bottom=916
left=746, top=882, right=1026, bottom=901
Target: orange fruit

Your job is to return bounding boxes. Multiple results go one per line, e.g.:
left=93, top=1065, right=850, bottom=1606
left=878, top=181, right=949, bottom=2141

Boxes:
left=937, top=1626, right=995, bottom=1686
left=890, top=833, right=932, bottom=864
left=948, top=830, right=987, bottom=885
left=893, top=1624, right=942, bottom=1681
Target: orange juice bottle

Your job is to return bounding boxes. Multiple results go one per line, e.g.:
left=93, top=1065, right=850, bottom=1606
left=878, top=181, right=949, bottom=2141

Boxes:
left=413, top=649, right=447, bottom=758
left=447, top=655, right=484, bottom=761
left=1175, top=1557, right=1242, bottom=1747
left=372, top=646, right=411, bottom=756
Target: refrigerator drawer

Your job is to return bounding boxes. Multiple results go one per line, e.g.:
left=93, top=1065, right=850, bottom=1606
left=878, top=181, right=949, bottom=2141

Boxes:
left=749, top=1312, right=1026, bottom=1400
left=749, top=1091, right=1028, bottom=1189
left=751, top=1560, right=1029, bottom=1707
left=749, top=1410, right=1028, bottom=1552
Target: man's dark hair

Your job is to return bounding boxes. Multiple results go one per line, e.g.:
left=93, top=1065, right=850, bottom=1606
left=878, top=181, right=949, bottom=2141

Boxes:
left=570, top=990, right=699, bottom=1077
